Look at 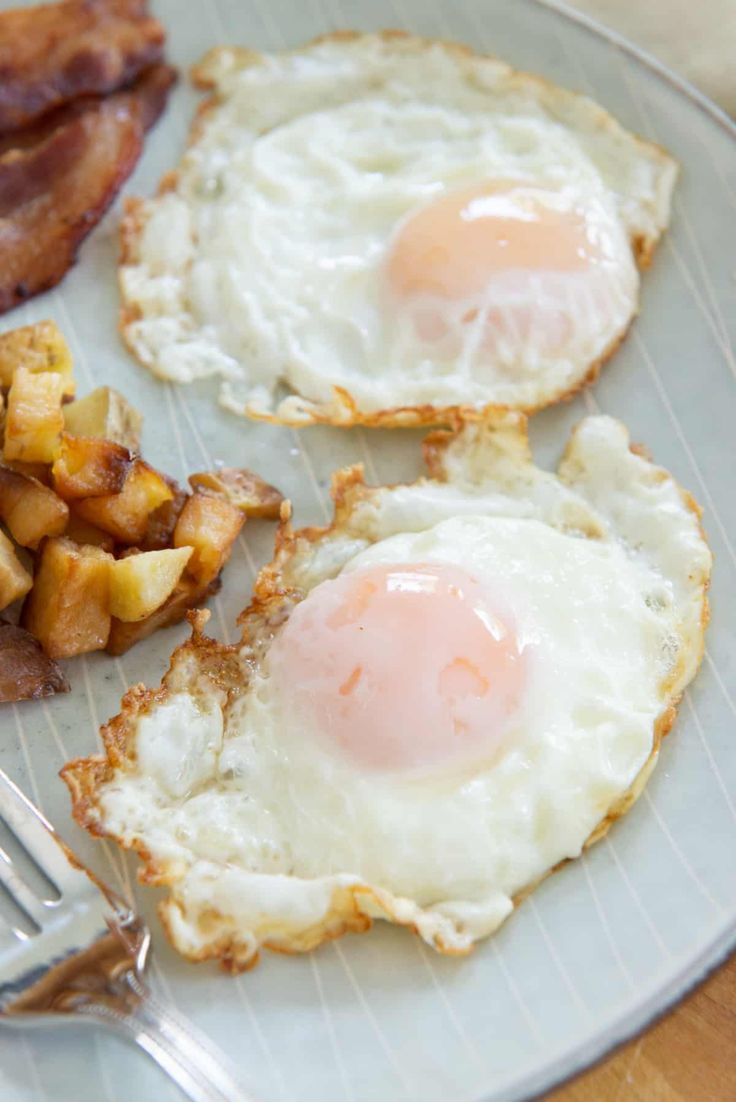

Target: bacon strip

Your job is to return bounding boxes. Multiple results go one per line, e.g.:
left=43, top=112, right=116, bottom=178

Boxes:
left=0, top=63, right=176, bottom=314
left=0, top=0, right=165, bottom=134
left=125, top=59, right=176, bottom=131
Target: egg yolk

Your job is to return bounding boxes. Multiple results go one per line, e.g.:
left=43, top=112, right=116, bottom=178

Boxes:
left=386, top=181, right=605, bottom=348
left=388, top=180, right=600, bottom=298
left=267, top=563, right=527, bottom=771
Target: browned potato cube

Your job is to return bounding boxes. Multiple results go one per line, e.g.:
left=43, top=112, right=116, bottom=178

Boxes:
left=52, top=434, right=133, bottom=500
left=0, top=529, right=33, bottom=610
left=62, top=387, right=142, bottom=451
left=188, top=467, right=283, bottom=519
left=110, top=546, right=193, bottom=622
left=4, top=460, right=53, bottom=486
left=4, top=367, right=65, bottom=463
left=0, top=622, right=69, bottom=702
left=140, top=479, right=187, bottom=551
left=0, top=322, right=75, bottom=395
left=22, top=537, right=112, bottom=658
left=63, top=515, right=115, bottom=552
left=173, top=492, right=244, bottom=584
left=0, top=465, right=69, bottom=548
left=106, top=575, right=222, bottom=655
left=73, top=460, right=173, bottom=544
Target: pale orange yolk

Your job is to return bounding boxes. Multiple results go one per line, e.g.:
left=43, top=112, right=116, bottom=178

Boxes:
left=267, top=563, right=527, bottom=772
left=388, top=181, right=600, bottom=301
left=386, top=181, right=604, bottom=350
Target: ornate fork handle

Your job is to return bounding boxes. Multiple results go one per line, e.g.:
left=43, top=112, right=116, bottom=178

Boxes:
left=6, top=915, right=253, bottom=1102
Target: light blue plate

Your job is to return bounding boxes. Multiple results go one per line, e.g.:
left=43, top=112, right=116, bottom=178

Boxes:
left=1, top=1, right=734, bottom=1099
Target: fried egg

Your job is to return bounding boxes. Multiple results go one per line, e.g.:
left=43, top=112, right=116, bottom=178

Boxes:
left=119, top=33, right=676, bottom=426
left=63, top=415, right=710, bottom=968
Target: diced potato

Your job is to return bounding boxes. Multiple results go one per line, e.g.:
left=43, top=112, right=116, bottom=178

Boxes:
left=4, top=367, right=65, bottom=463
left=140, top=481, right=187, bottom=551
left=0, top=321, right=75, bottom=395
left=62, top=386, right=142, bottom=450
left=4, top=460, right=53, bottom=486
left=73, top=460, right=173, bottom=544
left=0, top=529, right=33, bottom=610
left=21, top=537, right=112, bottom=658
left=0, top=622, right=69, bottom=703
left=0, top=465, right=69, bottom=548
left=106, top=575, right=221, bottom=655
left=63, top=514, right=116, bottom=552
left=110, top=546, right=193, bottom=622
left=173, top=492, right=244, bottom=584
left=189, top=467, right=284, bottom=519
left=52, top=433, right=132, bottom=500
left=116, top=546, right=143, bottom=560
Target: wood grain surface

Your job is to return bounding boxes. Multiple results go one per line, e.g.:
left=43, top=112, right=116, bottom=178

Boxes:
left=545, top=951, right=736, bottom=1100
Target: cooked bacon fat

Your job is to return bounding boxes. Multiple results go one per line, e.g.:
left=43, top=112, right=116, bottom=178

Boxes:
left=0, top=0, right=165, bottom=133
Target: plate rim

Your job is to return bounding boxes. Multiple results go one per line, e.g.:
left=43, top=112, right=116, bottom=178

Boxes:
left=1, top=1, right=733, bottom=1098
left=479, top=7, right=736, bottom=1098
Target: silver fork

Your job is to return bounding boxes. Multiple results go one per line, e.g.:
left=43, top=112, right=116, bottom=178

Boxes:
left=0, top=765, right=254, bottom=1102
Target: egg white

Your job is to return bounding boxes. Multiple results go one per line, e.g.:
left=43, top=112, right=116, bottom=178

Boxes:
left=119, top=33, right=677, bottom=426
left=63, top=415, right=710, bottom=967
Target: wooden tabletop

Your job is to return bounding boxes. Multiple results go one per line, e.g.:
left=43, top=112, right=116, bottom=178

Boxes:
left=545, top=951, right=736, bottom=1100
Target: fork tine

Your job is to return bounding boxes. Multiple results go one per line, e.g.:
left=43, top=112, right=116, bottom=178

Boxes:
left=0, top=843, right=49, bottom=930
left=0, top=767, right=82, bottom=894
